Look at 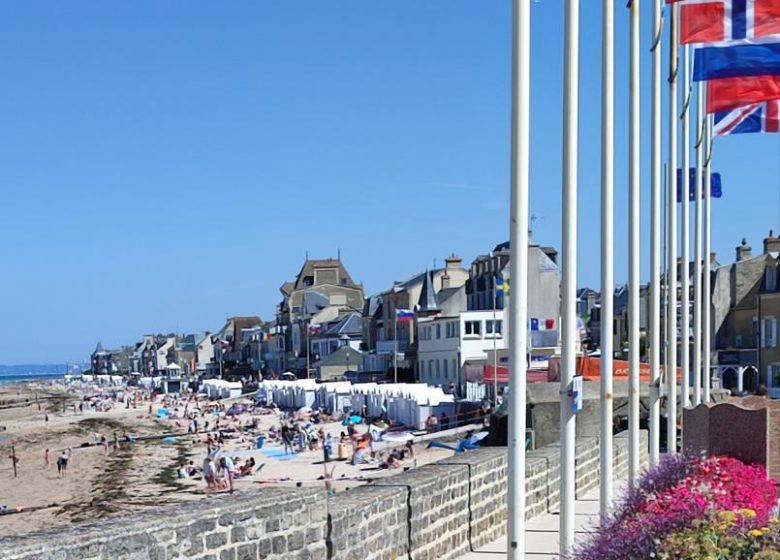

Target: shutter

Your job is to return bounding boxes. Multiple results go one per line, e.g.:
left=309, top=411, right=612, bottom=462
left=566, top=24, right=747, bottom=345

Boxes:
left=772, top=319, right=778, bottom=348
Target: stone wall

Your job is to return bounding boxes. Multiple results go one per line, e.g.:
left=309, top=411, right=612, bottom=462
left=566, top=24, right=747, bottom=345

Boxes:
left=0, top=433, right=648, bottom=560
left=0, top=487, right=327, bottom=560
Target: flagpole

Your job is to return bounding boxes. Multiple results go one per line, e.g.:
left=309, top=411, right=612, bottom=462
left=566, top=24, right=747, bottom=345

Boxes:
left=666, top=2, right=679, bottom=454
left=703, top=111, right=712, bottom=403
left=649, top=0, right=663, bottom=467
left=628, top=0, right=641, bottom=486
left=507, top=0, right=530, bottom=556
left=560, top=0, right=579, bottom=553
left=693, top=79, right=704, bottom=407
left=394, top=315, right=398, bottom=384
left=493, top=280, right=498, bottom=402
left=681, top=43, right=691, bottom=410
left=599, top=0, right=615, bottom=517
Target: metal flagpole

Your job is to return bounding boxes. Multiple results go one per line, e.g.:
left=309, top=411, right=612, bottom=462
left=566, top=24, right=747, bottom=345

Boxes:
left=600, top=0, right=615, bottom=517
left=493, top=280, right=498, bottom=401
left=693, top=79, right=704, bottom=407
left=667, top=2, right=679, bottom=454
left=560, top=0, right=579, bottom=553
left=628, top=0, right=641, bottom=485
left=507, top=0, right=530, bottom=556
left=680, top=44, right=691, bottom=410
left=703, top=111, right=712, bottom=403
left=394, top=315, right=398, bottom=384
left=649, top=0, right=663, bottom=466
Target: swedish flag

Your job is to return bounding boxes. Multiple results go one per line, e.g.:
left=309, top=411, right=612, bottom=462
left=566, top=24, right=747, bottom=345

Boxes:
left=495, top=277, right=510, bottom=297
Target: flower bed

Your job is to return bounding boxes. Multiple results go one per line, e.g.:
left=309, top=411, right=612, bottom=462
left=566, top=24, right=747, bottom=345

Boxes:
left=574, top=455, right=779, bottom=559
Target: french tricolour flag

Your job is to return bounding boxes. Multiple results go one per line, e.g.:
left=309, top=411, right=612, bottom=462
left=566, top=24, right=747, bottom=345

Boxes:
left=668, top=0, right=780, bottom=44
left=713, top=99, right=780, bottom=134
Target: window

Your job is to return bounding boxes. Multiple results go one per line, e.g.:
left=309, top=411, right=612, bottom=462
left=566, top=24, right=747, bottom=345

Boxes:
left=770, top=364, right=780, bottom=388
left=420, top=361, right=425, bottom=376
left=436, top=324, right=441, bottom=339
left=452, top=359, right=457, bottom=378
left=443, top=359, right=448, bottom=378
left=768, top=266, right=778, bottom=291
left=429, top=360, right=435, bottom=377
left=465, top=321, right=481, bottom=336
left=763, top=317, right=777, bottom=348
left=495, top=320, right=503, bottom=335
left=486, top=320, right=494, bottom=334
left=435, top=360, right=441, bottom=378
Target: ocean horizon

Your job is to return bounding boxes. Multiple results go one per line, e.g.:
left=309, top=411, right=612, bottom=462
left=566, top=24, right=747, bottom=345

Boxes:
left=0, top=364, right=73, bottom=385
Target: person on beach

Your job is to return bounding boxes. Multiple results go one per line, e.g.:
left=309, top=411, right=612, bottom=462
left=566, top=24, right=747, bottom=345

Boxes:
left=101, top=435, right=109, bottom=455
left=202, top=456, right=216, bottom=491
left=44, top=448, right=50, bottom=467
left=56, top=450, right=68, bottom=477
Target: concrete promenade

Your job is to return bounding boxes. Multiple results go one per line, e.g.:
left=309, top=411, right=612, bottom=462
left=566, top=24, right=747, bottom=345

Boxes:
left=459, top=484, right=610, bottom=559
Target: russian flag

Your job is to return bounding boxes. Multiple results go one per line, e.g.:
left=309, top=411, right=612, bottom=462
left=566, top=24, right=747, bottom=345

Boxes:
left=395, top=309, right=414, bottom=322
left=694, top=41, right=780, bottom=81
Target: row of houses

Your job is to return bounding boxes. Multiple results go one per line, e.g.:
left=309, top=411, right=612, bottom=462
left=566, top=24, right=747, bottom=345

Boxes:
left=90, top=239, right=562, bottom=395
left=576, top=230, right=780, bottom=399
left=90, top=229, right=780, bottom=399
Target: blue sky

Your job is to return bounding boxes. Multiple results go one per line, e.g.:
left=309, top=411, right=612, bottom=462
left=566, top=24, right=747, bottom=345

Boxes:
left=0, top=1, right=776, bottom=364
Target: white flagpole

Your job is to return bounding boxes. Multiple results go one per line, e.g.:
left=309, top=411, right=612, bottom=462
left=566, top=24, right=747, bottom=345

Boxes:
left=493, top=281, right=498, bottom=401
left=667, top=2, right=679, bottom=454
left=693, top=79, right=704, bottom=407
left=628, top=0, right=641, bottom=486
left=703, top=111, right=712, bottom=403
left=394, top=315, right=398, bottom=384
left=681, top=44, right=691, bottom=410
left=507, top=0, right=530, bottom=556
left=560, top=0, right=579, bottom=554
left=649, top=0, right=663, bottom=466
left=600, top=0, right=615, bottom=517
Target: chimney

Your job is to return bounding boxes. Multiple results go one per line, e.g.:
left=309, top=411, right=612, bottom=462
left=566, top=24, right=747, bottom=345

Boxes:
left=736, top=238, right=752, bottom=262
left=441, top=273, right=451, bottom=290
left=764, top=230, right=780, bottom=255
left=445, top=254, right=462, bottom=271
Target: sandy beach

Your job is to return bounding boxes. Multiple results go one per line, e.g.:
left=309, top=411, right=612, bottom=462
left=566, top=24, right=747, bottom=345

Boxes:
left=0, top=381, right=457, bottom=537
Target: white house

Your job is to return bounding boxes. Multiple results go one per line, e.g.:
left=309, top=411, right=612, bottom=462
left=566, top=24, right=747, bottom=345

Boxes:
left=417, top=309, right=507, bottom=390
left=154, top=337, right=176, bottom=373
left=195, top=333, right=214, bottom=372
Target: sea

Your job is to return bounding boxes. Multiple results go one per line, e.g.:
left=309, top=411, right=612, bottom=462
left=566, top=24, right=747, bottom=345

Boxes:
left=0, top=364, right=74, bottom=386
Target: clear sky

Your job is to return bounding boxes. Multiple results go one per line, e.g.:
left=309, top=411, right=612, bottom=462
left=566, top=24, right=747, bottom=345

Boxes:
left=1, top=1, right=777, bottom=364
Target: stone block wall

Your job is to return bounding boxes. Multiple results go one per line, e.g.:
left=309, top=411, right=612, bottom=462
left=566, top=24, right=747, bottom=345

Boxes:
left=326, top=485, right=409, bottom=560
left=0, top=487, right=327, bottom=560
left=0, top=434, right=648, bottom=560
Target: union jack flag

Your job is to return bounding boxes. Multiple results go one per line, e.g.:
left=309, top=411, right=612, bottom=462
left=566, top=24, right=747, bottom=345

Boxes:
left=667, top=0, right=780, bottom=44
left=713, top=99, right=780, bottom=135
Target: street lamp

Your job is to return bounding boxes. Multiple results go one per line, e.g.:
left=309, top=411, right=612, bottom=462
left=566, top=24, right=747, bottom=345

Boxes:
left=340, top=334, right=351, bottom=375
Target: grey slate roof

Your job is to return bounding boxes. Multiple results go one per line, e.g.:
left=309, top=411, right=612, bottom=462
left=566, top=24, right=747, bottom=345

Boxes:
left=417, top=270, right=440, bottom=312
left=318, top=345, right=364, bottom=367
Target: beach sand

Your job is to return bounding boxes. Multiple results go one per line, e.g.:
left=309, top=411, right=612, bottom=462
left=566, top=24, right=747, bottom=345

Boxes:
left=0, top=383, right=455, bottom=537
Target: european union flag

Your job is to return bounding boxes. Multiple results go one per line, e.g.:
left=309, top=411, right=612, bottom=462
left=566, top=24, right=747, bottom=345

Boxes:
left=676, top=169, right=723, bottom=202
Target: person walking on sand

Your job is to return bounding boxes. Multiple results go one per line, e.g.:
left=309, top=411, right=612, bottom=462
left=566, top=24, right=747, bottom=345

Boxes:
left=44, top=448, right=50, bottom=467
left=57, top=450, right=68, bottom=478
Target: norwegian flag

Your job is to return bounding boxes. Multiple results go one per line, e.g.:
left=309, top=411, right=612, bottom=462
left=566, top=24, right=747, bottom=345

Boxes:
left=667, top=0, right=780, bottom=45
left=713, top=99, right=780, bottom=134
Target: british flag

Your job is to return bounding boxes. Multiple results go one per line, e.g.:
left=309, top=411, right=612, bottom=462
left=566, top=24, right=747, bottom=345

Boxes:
left=713, top=99, right=780, bottom=134
left=667, top=0, right=780, bottom=45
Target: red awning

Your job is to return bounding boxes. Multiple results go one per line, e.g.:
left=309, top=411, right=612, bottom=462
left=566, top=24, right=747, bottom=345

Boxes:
left=483, top=364, right=549, bottom=384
